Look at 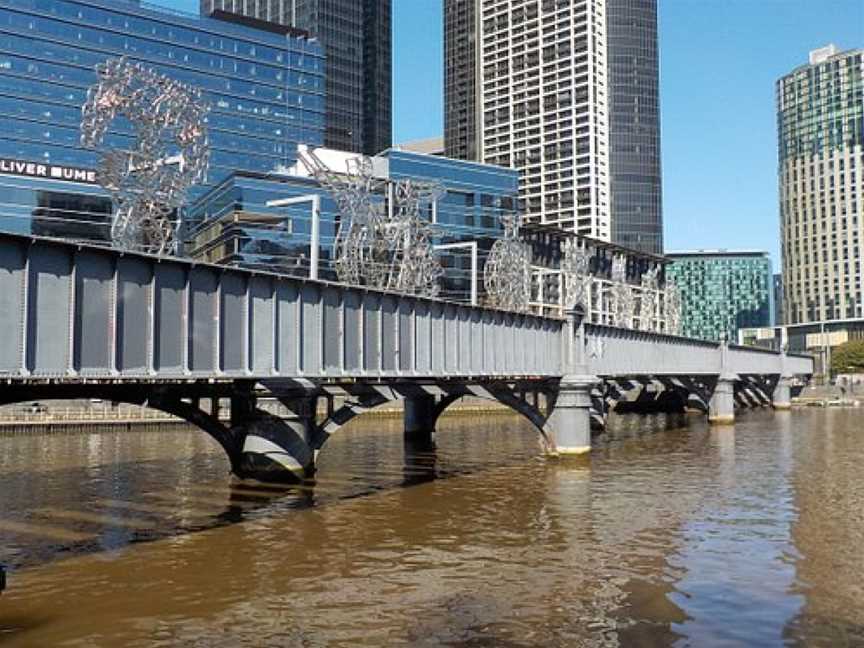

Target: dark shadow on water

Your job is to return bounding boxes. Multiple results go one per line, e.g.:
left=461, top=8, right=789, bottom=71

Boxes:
left=0, top=615, right=53, bottom=646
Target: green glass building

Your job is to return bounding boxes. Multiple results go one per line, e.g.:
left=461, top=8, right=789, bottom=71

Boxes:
left=666, top=251, right=773, bottom=342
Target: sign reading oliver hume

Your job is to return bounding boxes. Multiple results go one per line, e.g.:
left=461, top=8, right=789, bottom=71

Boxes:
left=0, top=158, right=97, bottom=184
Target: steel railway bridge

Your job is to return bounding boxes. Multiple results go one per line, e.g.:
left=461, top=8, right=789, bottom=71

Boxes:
left=0, top=233, right=813, bottom=481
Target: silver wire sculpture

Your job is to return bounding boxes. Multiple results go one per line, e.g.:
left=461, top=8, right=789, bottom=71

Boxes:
left=664, top=280, right=683, bottom=335
left=639, top=265, right=661, bottom=332
left=81, top=57, right=210, bottom=255
left=301, top=149, right=444, bottom=297
left=561, top=238, right=592, bottom=310
left=611, top=254, right=634, bottom=328
left=484, top=212, right=531, bottom=311
left=391, top=180, right=446, bottom=295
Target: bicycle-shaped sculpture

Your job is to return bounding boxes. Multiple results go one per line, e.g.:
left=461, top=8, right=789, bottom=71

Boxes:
left=484, top=211, right=532, bottom=312
left=81, top=57, right=210, bottom=255
left=301, top=148, right=444, bottom=297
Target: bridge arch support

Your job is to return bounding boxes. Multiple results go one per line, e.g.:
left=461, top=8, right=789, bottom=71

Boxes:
left=0, top=384, right=243, bottom=474
left=309, top=381, right=570, bottom=456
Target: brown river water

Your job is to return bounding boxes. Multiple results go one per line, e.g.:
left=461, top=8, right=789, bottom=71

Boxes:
left=0, top=408, right=862, bottom=647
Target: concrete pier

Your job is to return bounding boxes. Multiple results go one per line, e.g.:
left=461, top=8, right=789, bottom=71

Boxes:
left=548, top=376, right=596, bottom=455
left=772, top=378, right=793, bottom=410
left=709, top=378, right=736, bottom=425
left=237, top=398, right=316, bottom=482
left=403, top=394, right=437, bottom=445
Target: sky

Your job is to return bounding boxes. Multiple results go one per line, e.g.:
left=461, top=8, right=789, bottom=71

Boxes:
left=161, top=0, right=862, bottom=265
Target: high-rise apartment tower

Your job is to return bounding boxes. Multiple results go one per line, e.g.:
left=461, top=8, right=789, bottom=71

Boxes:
left=445, top=0, right=663, bottom=249
left=777, top=45, right=864, bottom=325
left=202, top=0, right=392, bottom=156
left=445, top=0, right=611, bottom=239
left=606, top=0, right=663, bottom=254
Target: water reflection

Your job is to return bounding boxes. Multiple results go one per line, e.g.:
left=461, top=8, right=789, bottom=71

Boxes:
left=783, top=409, right=864, bottom=646
left=0, top=409, right=862, bottom=646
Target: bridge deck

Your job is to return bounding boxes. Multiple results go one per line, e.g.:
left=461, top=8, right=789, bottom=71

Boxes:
left=0, top=234, right=813, bottom=383
left=0, top=234, right=562, bottom=381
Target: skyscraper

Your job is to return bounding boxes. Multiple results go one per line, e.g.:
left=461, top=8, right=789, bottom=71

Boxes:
left=444, top=0, right=479, bottom=161
left=202, top=0, right=392, bottom=156
left=778, top=45, right=864, bottom=325
left=201, top=0, right=295, bottom=25
left=606, top=0, right=663, bottom=254
left=444, top=0, right=663, bottom=247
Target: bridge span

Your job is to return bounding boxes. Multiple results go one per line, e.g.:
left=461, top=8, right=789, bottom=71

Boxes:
left=0, top=233, right=813, bottom=481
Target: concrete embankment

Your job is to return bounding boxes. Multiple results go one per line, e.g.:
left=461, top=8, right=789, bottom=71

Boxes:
left=0, top=398, right=513, bottom=434
left=793, top=385, right=863, bottom=408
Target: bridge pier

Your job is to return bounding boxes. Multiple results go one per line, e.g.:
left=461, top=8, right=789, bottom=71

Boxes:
left=236, top=396, right=316, bottom=483
left=708, top=378, right=736, bottom=425
left=404, top=393, right=437, bottom=448
left=548, top=376, right=596, bottom=455
left=772, top=377, right=793, bottom=410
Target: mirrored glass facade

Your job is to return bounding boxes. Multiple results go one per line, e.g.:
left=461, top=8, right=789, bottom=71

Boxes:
left=0, top=0, right=325, bottom=237
left=203, top=0, right=392, bottom=156
left=187, top=150, right=518, bottom=302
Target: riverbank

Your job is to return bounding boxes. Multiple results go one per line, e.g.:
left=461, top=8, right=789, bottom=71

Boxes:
left=0, top=398, right=513, bottom=434
left=793, top=384, right=863, bottom=408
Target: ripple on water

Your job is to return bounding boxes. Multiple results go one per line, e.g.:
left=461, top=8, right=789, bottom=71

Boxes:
left=0, top=410, right=863, bottom=646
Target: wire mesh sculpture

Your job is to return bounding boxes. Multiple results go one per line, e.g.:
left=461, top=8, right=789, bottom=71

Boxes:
left=611, top=254, right=634, bottom=328
left=639, top=265, right=661, bottom=332
left=664, top=280, right=683, bottom=335
left=561, top=238, right=592, bottom=310
left=300, top=149, right=444, bottom=297
left=391, top=179, right=446, bottom=295
left=81, top=57, right=210, bottom=255
left=484, top=212, right=532, bottom=312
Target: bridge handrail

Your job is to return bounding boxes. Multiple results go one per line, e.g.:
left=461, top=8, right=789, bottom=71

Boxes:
left=0, top=231, right=566, bottom=379
left=3, top=232, right=563, bottom=324
left=584, top=322, right=720, bottom=349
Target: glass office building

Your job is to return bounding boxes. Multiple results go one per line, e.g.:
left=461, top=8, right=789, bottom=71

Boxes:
left=187, top=148, right=519, bottom=302
left=443, top=0, right=478, bottom=162
left=607, top=0, right=663, bottom=255
left=0, top=0, right=325, bottom=240
left=203, top=0, right=392, bottom=156
left=666, top=250, right=773, bottom=342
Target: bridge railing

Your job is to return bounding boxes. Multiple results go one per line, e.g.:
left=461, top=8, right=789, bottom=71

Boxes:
left=584, top=323, right=720, bottom=376
left=584, top=324, right=813, bottom=378
left=0, top=233, right=564, bottom=381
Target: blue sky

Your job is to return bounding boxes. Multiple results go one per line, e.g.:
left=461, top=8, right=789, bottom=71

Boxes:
left=162, top=0, right=862, bottom=263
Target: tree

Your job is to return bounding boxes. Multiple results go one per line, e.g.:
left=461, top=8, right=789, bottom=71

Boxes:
left=831, top=339, right=864, bottom=375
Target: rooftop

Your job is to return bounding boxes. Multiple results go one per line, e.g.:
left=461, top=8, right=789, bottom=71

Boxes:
left=394, top=137, right=445, bottom=156
left=810, top=44, right=839, bottom=65
left=781, top=44, right=862, bottom=78
left=521, top=224, right=668, bottom=263
left=666, top=250, right=769, bottom=258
